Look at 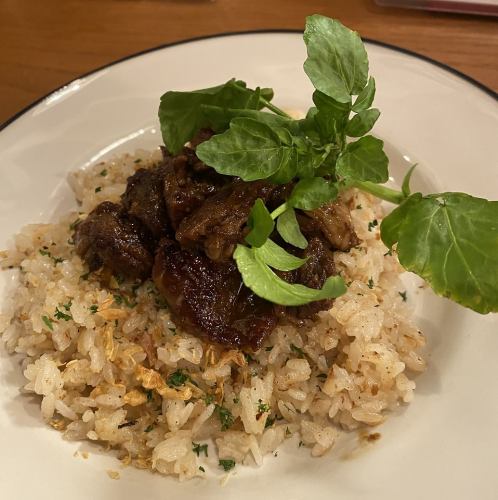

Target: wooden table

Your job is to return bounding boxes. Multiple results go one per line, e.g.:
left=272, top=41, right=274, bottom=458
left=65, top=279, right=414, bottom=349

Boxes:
left=1, top=0, right=497, bottom=123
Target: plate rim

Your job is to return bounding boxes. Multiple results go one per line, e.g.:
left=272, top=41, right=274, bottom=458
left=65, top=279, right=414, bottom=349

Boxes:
left=1, top=29, right=497, bottom=134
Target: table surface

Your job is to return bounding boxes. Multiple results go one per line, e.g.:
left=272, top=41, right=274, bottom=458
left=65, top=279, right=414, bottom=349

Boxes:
left=1, top=0, right=497, bottom=124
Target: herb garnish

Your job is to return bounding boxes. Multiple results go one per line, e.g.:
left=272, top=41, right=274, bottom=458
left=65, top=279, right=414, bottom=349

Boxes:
left=54, top=307, right=72, bottom=321
left=219, top=459, right=236, bottom=472
left=39, top=249, right=64, bottom=265
left=157, top=14, right=498, bottom=315
left=290, top=344, right=305, bottom=358
left=257, top=401, right=270, bottom=413
left=215, top=404, right=234, bottom=431
left=368, top=219, right=378, bottom=232
left=89, top=305, right=98, bottom=314
left=42, top=315, right=54, bottom=331
left=399, top=291, right=407, bottom=302
left=167, top=370, right=188, bottom=387
left=69, top=218, right=81, bottom=231
left=192, top=442, right=208, bottom=457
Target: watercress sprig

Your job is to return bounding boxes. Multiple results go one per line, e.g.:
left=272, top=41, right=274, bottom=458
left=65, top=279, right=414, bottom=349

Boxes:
left=158, top=14, right=498, bottom=314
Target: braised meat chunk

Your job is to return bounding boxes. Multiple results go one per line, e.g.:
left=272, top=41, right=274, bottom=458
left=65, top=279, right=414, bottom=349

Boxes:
left=298, top=201, right=359, bottom=251
left=153, top=239, right=277, bottom=349
left=163, top=147, right=227, bottom=230
left=176, top=180, right=276, bottom=261
left=121, top=165, right=170, bottom=240
left=290, top=237, right=338, bottom=319
left=74, top=201, right=153, bottom=279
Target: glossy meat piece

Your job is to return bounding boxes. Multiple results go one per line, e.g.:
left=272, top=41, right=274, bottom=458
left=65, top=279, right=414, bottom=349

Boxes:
left=298, top=201, right=359, bottom=251
left=292, top=237, right=338, bottom=318
left=276, top=237, right=338, bottom=320
left=163, top=147, right=227, bottom=230
left=74, top=202, right=153, bottom=279
left=121, top=165, right=169, bottom=240
left=189, top=128, right=215, bottom=150
left=153, top=239, right=277, bottom=349
left=176, top=180, right=276, bottom=261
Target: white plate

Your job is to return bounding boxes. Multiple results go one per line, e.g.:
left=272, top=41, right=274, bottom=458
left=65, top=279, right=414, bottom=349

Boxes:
left=0, top=32, right=497, bottom=500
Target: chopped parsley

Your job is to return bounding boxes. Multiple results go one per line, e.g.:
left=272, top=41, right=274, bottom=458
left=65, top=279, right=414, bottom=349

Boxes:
left=244, top=352, right=255, bottom=363
left=290, top=343, right=305, bottom=358
left=192, top=442, right=208, bottom=457
left=54, top=307, right=72, bottom=321
left=134, top=158, right=142, bottom=164
left=39, top=249, right=64, bottom=265
left=298, top=441, right=304, bottom=448
left=62, top=300, right=72, bottom=311
left=356, top=204, right=362, bottom=209
left=368, top=219, right=378, bottom=232
left=41, top=315, right=54, bottom=331
left=198, top=466, right=205, bottom=473
left=203, top=394, right=215, bottom=405
left=144, top=424, right=154, bottom=433
left=167, top=370, right=188, bottom=387
left=89, top=305, right=98, bottom=314
left=117, top=420, right=136, bottom=429
left=94, top=186, right=102, bottom=193
left=218, top=459, right=235, bottom=472
left=368, top=278, right=374, bottom=289
left=265, top=345, right=273, bottom=352
left=257, top=400, right=270, bottom=413
left=99, top=169, right=108, bottom=176
left=265, top=416, right=275, bottom=428
left=215, top=404, right=234, bottom=431
left=399, top=291, right=407, bottom=302
left=113, top=294, right=136, bottom=308
left=69, top=218, right=81, bottom=231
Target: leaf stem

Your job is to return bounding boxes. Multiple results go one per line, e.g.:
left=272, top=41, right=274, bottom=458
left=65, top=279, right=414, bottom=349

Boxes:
left=270, top=203, right=288, bottom=219
left=260, top=97, right=293, bottom=119
left=352, top=180, right=406, bottom=205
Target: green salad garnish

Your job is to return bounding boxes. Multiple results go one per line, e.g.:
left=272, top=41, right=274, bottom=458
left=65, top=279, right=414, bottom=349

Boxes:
left=158, top=14, right=498, bottom=314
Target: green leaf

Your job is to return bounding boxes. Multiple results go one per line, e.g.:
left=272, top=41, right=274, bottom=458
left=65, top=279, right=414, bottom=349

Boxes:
left=303, top=15, right=368, bottom=103
left=255, top=239, right=307, bottom=271
left=402, top=164, right=417, bottom=197
left=196, top=118, right=293, bottom=181
left=380, top=193, right=423, bottom=248
left=288, top=178, right=338, bottom=210
left=382, top=193, right=498, bottom=314
left=234, top=245, right=347, bottom=306
left=277, top=208, right=308, bottom=250
left=312, top=91, right=351, bottom=143
left=352, top=77, right=376, bottom=112
left=245, top=199, right=275, bottom=248
left=345, top=108, right=380, bottom=137
left=200, top=105, right=290, bottom=133
left=336, top=135, right=388, bottom=183
left=158, top=79, right=272, bottom=154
